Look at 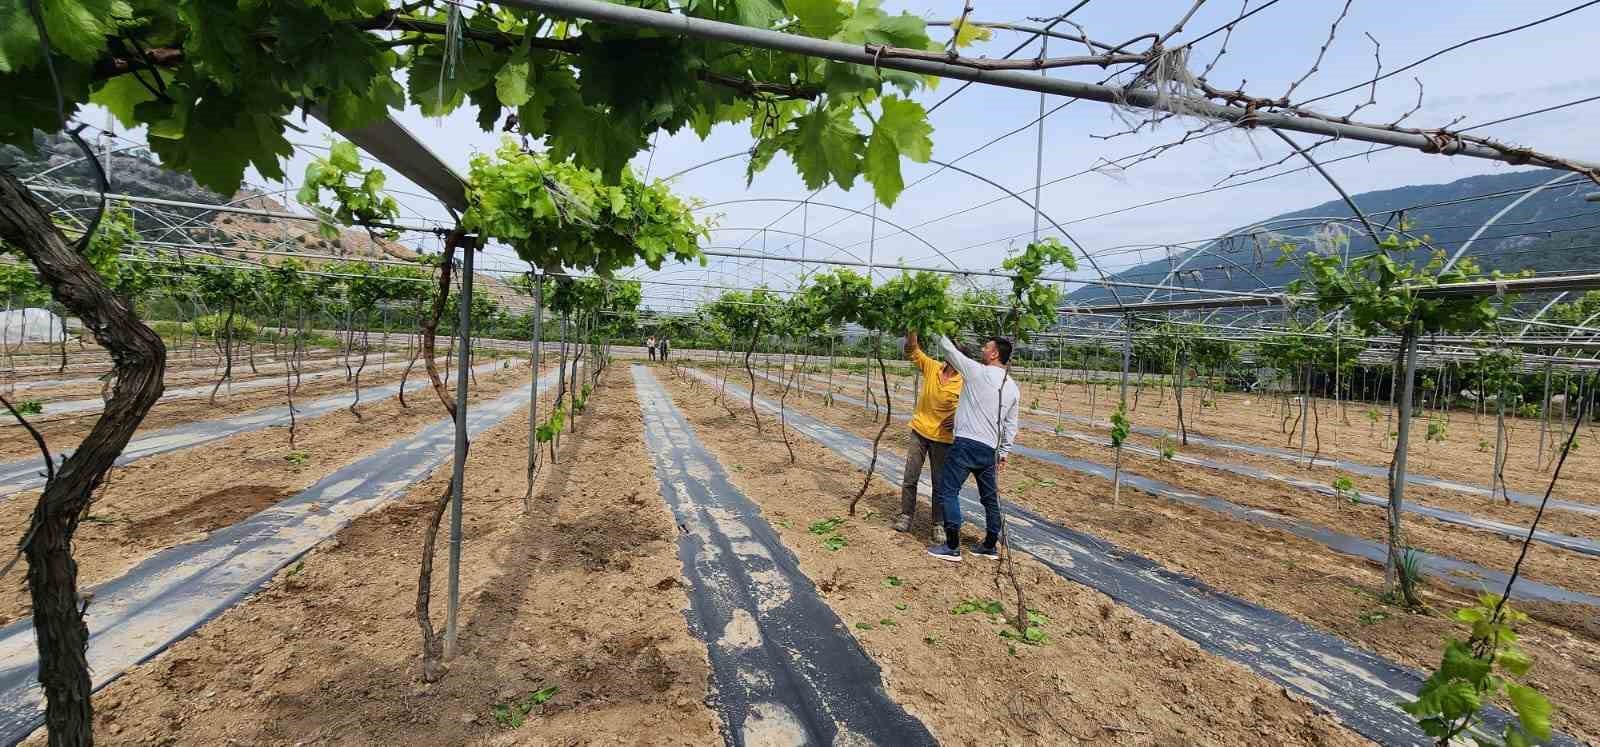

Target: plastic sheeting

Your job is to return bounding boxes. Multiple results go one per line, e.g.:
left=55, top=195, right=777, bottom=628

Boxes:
left=691, top=368, right=1581, bottom=746
left=0, top=308, right=64, bottom=344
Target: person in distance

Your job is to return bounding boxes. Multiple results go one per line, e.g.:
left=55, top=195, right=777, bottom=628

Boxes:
left=925, top=332, right=1019, bottom=563
left=646, top=334, right=657, bottom=361
left=897, top=331, right=962, bottom=544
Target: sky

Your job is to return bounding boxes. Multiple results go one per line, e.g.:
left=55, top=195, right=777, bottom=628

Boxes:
left=97, top=0, right=1600, bottom=314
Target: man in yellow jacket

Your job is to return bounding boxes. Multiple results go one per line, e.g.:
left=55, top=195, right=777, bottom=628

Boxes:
left=896, top=330, right=962, bottom=542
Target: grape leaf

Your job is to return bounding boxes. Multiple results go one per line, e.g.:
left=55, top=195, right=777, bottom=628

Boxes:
left=875, top=96, right=933, bottom=162
left=784, top=105, right=864, bottom=190
left=861, top=96, right=930, bottom=205
left=90, top=74, right=162, bottom=129
left=951, top=18, right=992, bottom=48
left=863, top=132, right=903, bottom=207
left=785, top=0, right=847, bottom=37
left=1503, top=682, right=1553, bottom=742
left=495, top=57, right=533, bottom=107
left=0, top=0, right=129, bottom=73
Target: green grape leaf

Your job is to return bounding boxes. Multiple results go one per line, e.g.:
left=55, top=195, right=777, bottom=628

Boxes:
left=495, top=58, right=533, bottom=107
left=952, top=18, right=992, bottom=48
left=875, top=96, right=933, bottom=161
left=785, top=0, right=847, bottom=37
left=0, top=0, right=129, bottom=73
left=1503, top=682, right=1553, bottom=741
left=785, top=105, right=864, bottom=190
left=862, top=96, right=932, bottom=206
left=729, top=0, right=786, bottom=29
left=91, top=74, right=162, bottom=128
left=862, top=130, right=903, bottom=206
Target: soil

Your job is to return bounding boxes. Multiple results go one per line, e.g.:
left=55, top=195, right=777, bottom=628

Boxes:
left=17, top=350, right=351, bottom=402
left=1010, top=370, right=1600, bottom=505
left=0, top=364, right=535, bottom=627
left=23, top=364, right=721, bottom=746
left=653, top=368, right=1365, bottom=746
left=715, top=366, right=1600, bottom=744
left=0, top=355, right=513, bottom=461
left=751, top=365, right=1600, bottom=545
left=825, top=365, right=1600, bottom=539
left=849, top=363, right=1600, bottom=506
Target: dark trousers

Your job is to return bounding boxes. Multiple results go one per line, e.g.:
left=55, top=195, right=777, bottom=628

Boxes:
left=935, top=437, right=1001, bottom=549
left=899, top=431, right=950, bottom=523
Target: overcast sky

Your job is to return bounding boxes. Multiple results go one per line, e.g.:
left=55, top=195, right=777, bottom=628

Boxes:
left=140, top=0, right=1600, bottom=313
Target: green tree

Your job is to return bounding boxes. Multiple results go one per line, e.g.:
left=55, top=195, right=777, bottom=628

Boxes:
left=1291, top=232, right=1505, bottom=606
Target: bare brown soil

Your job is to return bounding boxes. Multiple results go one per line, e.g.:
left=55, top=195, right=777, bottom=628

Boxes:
left=0, top=356, right=499, bottom=461
left=19, top=352, right=351, bottom=403
left=23, top=365, right=720, bottom=746
left=655, top=369, right=1364, bottom=745
left=722, top=369, right=1600, bottom=744
left=0, top=365, right=534, bottom=627
left=1016, top=373, right=1600, bottom=504
left=853, top=364, right=1600, bottom=506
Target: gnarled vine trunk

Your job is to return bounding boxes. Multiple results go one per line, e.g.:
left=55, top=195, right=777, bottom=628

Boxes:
left=2, top=171, right=168, bottom=746
left=415, top=232, right=464, bottom=682
left=848, top=332, right=891, bottom=516
left=744, top=322, right=762, bottom=432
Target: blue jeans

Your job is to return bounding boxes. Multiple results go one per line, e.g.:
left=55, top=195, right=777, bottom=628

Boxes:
left=935, top=437, right=1001, bottom=549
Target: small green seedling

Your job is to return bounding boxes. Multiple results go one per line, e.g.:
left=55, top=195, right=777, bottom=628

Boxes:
left=808, top=517, right=846, bottom=535
left=895, top=603, right=908, bottom=611
left=923, top=635, right=940, bottom=646
left=1158, top=435, right=1176, bottom=460
left=951, top=598, right=1005, bottom=616
left=284, top=450, right=311, bottom=465
left=854, top=621, right=876, bottom=631
left=1332, top=476, right=1360, bottom=504
left=1109, top=405, right=1131, bottom=449
left=12, top=400, right=43, bottom=416
left=882, top=576, right=903, bottom=588
left=822, top=534, right=848, bottom=552
left=999, top=610, right=1052, bottom=646
left=491, top=685, right=559, bottom=728
left=878, top=618, right=897, bottom=627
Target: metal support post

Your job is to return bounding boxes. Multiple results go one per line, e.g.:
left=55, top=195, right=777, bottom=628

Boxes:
left=443, top=239, right=475, bottom=657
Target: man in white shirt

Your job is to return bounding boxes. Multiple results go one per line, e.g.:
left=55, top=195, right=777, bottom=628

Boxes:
left=927, top=334, right=1020, bottom=562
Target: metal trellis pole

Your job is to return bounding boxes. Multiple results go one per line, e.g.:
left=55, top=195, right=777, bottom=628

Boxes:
left=527, top=271, right=543, bottom=512
left=443, top=239, right=475, bottom=658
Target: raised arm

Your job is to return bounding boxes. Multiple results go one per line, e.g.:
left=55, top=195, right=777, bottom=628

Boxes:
left=937, top=334, right=983, bottom=379
left=905, top=330, right=935, bottom=373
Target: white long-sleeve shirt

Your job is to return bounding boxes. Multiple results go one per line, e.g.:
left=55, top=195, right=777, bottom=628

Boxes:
left=938, top=335, right=1020, bottom=459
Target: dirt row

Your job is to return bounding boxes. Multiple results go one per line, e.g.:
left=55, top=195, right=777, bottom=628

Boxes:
left=767, top=367, right=1600, bottom=557
left=845, top=362, right=1600, bottom=503
left=0, top=354, right=528, bottom=461
left=811, top=363, right=1600, bottom=524
left=716, top=366, right=1600, bottom=744
left=649, top=367, right=1364, bottom=745
left=22, top=364, right=720, bottom=746
left=757, top=363, right=1600, bottom=550
left=0, top=364, right=537, bottom=627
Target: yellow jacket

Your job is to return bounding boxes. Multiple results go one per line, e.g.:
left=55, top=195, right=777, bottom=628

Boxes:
left=909, top=346, right=961, bottom=443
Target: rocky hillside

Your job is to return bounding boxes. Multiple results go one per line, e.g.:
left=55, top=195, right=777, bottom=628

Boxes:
left=1067, top=168, right=1599, bottom=305
left=4, top=131, right=529, bottom=312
